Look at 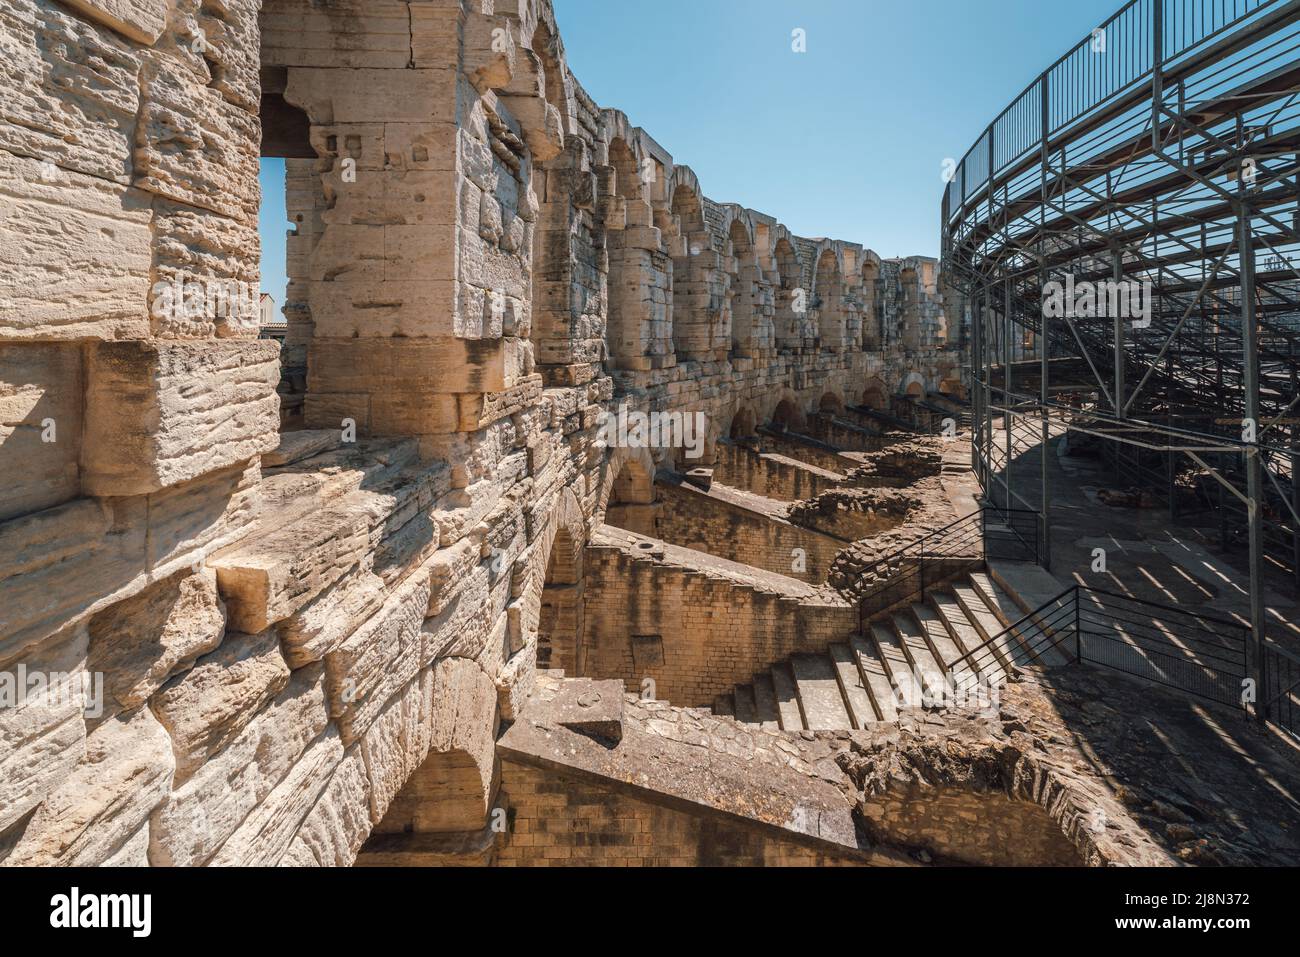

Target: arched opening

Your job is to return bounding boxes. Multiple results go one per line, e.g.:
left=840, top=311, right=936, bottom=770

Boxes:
left=818, top=392, right=845, bottom=415
left=862, top=379, right=888, bottom=410
left=861, top=259, right=880, bottom=350
left=728, top=407, right=758, bottom=440
left=728, top=217, right=762, bottom=358
left=538, top=521, right=584, bottom=671
left=905, top=380, right=925, bottom=398
left=770, top=399, right=806, bottom=433
left=772, top=237, right=806, bottom=351
left=669, top=182, right=715, bottom=361
left=605, top=136, right=663, bottom=368
left=258, top=66, right=317, bottom=432
left=814, top=249, right=845, bottom=350
left=603, top=452, right=657, bottom=536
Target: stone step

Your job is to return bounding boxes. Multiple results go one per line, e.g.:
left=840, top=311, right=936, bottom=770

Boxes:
left=911, top=602, right=965, bottom=669
left=769, top=662, right=804, bottom=730
left=952, top=583, right=1034, bottom=671
left=734, top=685, right=757, bottom=725
left=851, top=636, right=899, bottom=722
left=871, top=621, right=923, bottom=708
left=892, top=611, right=944, bottom=683
left=829, top=643, right=876, bottom=729
left=969, top=571, right=1070, bottom=667
left=790, top=653, right=853, bottom=730
left=929, top=589, right=1006, bottom=686
left=713, top=693, right=735, bottom=718
left=751, top=673, right=782, bottom=731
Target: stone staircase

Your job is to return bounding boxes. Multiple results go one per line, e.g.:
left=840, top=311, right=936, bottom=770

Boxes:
left=713, top=570, right=1063, bottom=730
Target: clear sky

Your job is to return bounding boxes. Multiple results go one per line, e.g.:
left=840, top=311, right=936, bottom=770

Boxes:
left=259, top=0, right=1122, bottom=302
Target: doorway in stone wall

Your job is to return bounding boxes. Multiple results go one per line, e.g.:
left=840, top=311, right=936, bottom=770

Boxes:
left=258, top=66, right=314, bottom=430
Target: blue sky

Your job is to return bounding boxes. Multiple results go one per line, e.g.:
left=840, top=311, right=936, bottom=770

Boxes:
left=260, top=0, right=1121, bottom=302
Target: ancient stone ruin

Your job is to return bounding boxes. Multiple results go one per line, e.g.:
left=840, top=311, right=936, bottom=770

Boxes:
left=1, top=0, right=1297, bottom=870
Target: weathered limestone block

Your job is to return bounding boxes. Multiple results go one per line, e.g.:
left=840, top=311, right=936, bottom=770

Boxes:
left=285, top=68, right=457, bottom=127
left=207, top=725, right=344, bottom=866
left=0, top=625, right=88, bottom=833
left=144, top=459, right=262, bottom=576
left=149, top=201, right=261, bottom=338
left=149, top=628, right=291, bottom=783
left=134, top=49, right=259, bottom=222
left=278, top=745, right=371, bottom=866
left=261, top=0, right=413, bottom=70
left=55, top=0, right=168, bottom=44
left=148, top=663, right=327, bottom=866
left=81, top=339, right=280, bottom=497
left=0, top=344, right=83, bottom=522
left=0, top=151, right=152, bottom=341
left=261, top=429, right=343, bottom=468
left=2, top=705, right=173, bottom=866
left=87, top=569, right=226, bottom=717
left=211, top=499, right=372, bottom=634
left=278, top=565, right=386, bottom=669
left=307, top=280, right=460, bottom=340
left=0, top=1, right=141, bottom=182
left=0, top=498, right=144, bottom=665
left=324, top=568, right=431, bottom=745
left=360, top=670, right=434, bottom=826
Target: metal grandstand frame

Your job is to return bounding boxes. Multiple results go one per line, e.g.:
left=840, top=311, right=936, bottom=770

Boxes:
left=941, top=0, right=1300, bottom=712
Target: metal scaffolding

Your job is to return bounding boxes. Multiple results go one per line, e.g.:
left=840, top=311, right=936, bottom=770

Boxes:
left=941, top=0, right=1300, bottom=709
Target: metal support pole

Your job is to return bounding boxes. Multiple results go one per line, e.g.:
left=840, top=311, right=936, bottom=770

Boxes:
left=1004, top=279, right=1013, bottom=511
left=1238, top=197, right=1266, bottom=721
left=1112, top=246, right=1125, bottom=421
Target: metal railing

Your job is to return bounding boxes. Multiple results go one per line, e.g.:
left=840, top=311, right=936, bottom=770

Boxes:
left=947, top=584, right=1253, bottom=712
left=853, top=506, right=1040, bottom=626
left=1262, top=641, right=1300, bottom=740
left=943, top=0, right=1284, bottom=225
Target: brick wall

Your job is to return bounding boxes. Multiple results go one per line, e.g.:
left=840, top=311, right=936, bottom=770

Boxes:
left=579, top=544, right=859, bottom=706
left=713, top=441, right=841, bottom=501
left=653, top=481, right=846, bottom=583
left=496, top=760, right=862, bottom=866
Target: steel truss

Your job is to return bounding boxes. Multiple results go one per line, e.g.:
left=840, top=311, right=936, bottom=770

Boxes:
left=942, top=0, right=1300, bottom=709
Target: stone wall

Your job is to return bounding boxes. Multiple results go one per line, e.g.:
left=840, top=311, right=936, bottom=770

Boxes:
left=0, top=0, right=962, bottom=866
left=652, top=479, right=847, bottom=584
left=495, top=761, right=863, bottom=866
left=578, top=530, right=858, bottom=707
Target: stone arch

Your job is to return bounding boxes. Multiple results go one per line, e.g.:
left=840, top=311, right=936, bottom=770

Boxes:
left=772, top=234, right=807, bottom=351
left=862, top=377, right=889, bottom=410
left=727, top=214, right=766, bottom=358
left=665, top=171, right=719, bottom=360
left=813, top=246, right=846, bottom=350
left=366, top=658, right=499, bottom=848
left=818, top=391, right=845, bottom=415
left=604, top=133, right=664, bottom=368
left=861, top=255, right=881, bottom=350
left=536, top=486, right=588, bottom=671
left=728, top=406, right=758, bottom=440
left=597, top=443, right=658, bottom=535
left=770, top=397, right=807, bottom=433
left=900, top=371, right=927, bottom=397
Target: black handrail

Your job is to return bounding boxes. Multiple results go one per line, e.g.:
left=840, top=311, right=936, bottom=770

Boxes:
left=946, top=582, right=1254, bottom=713
left=947, top=584, right=1078, bottom=678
